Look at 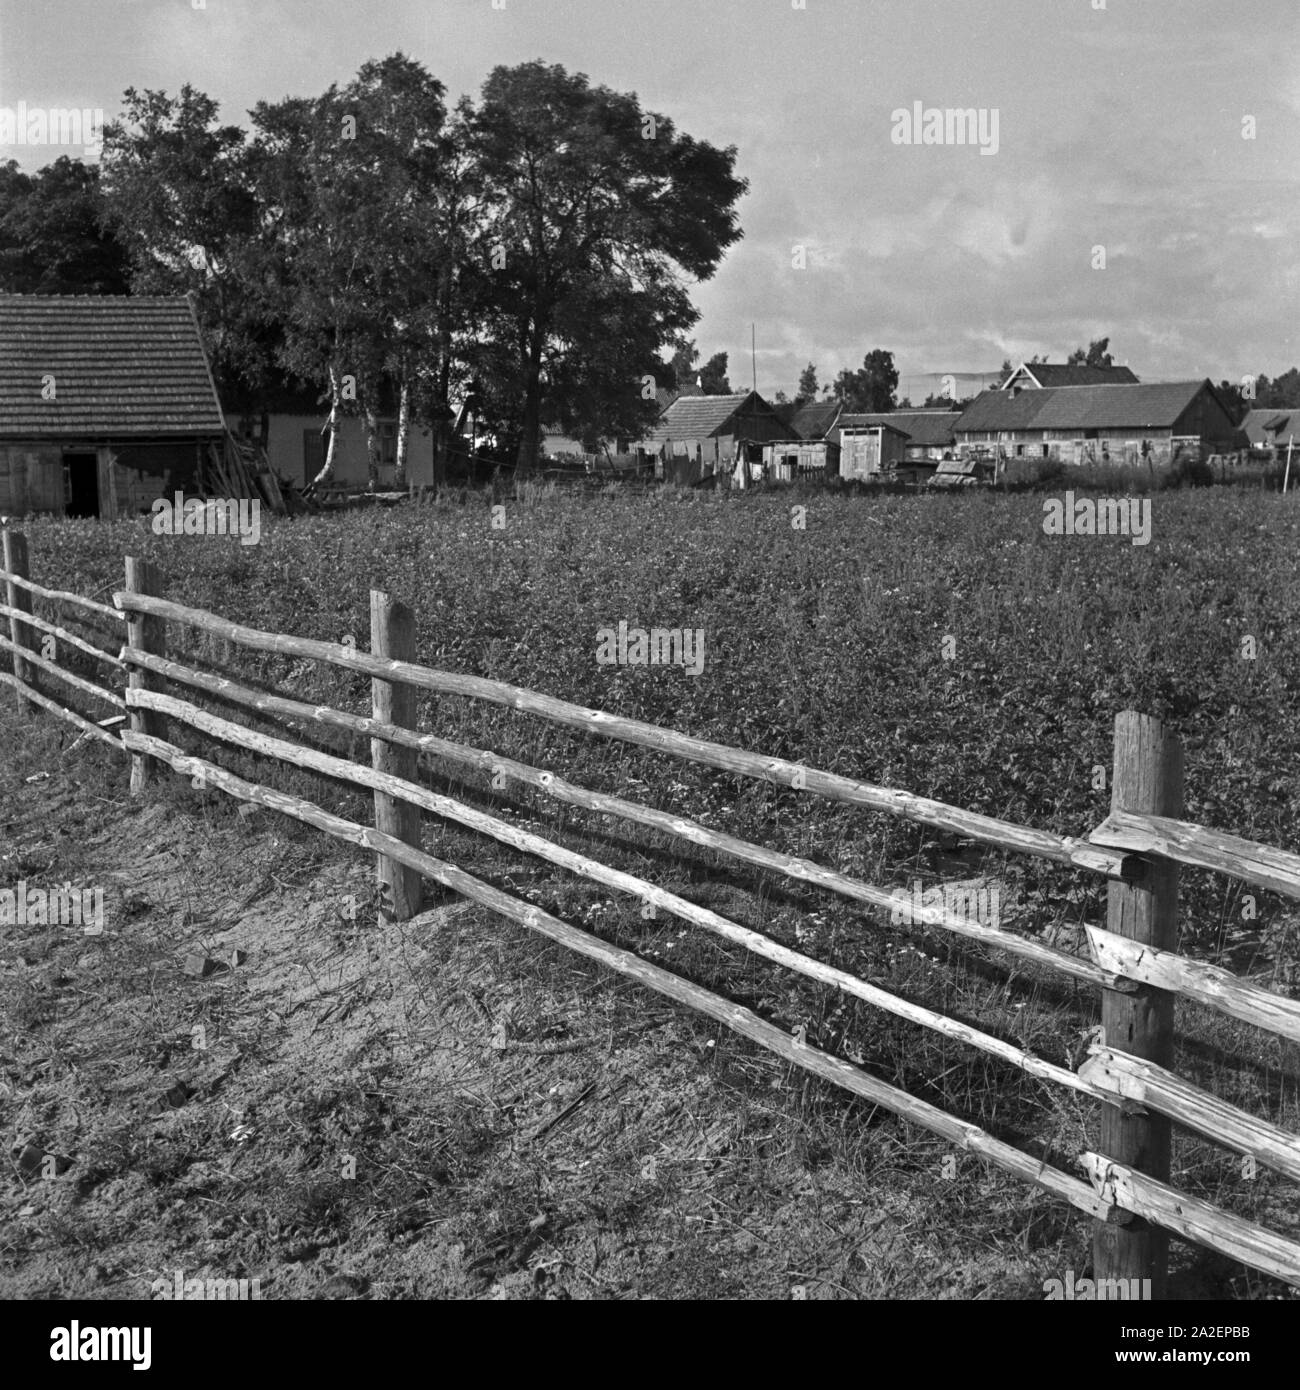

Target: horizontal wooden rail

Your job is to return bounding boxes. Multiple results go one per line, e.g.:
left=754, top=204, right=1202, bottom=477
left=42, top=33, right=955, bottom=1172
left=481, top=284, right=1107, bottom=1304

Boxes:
left=127, top=684, right=1128, bottom=1103
left=1, top=567, right=124, bottom=623
left=112, top=589, right=1138, bottom=882
left=121, top=725, right=1121, bottom=1228
left=132, top=682, right=1300, bottom=1180
left=0, top=632, right=125, bottom=709
left=0, top=671, right=124, bottom=749
left=120, top=646, right=1123, bottom=989
left=1086, top=924, right=1300, bottom=1044
left=1080, top=1152, right=1300, bottom=1289
left=0, top=602, right=125, bottom=669
left=1081, top=1046, right=1300, bottom=1183
left=1091, top=808, right=1300, bottom=903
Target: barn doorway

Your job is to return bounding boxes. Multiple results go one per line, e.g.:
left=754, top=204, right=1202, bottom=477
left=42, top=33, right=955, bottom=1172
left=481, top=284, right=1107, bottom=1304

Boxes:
left=62, top=452, right=100, bottom=518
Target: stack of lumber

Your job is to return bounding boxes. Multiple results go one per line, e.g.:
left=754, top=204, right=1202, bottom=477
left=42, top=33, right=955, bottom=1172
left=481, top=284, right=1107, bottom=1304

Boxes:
left=203, top=435, right=319, bottom=515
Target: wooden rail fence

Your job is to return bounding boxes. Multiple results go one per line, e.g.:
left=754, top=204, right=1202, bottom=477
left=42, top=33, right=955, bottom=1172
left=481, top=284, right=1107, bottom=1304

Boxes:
left=3, top=529, right=1300, bottom=1296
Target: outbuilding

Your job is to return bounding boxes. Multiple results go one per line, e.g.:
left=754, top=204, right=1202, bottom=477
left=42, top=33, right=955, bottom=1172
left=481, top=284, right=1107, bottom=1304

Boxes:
left=640, top=391, right=789, bottom=485
left=952, top=379, right=1238, bottom=466
left=0, top=294, right=226, bottom=518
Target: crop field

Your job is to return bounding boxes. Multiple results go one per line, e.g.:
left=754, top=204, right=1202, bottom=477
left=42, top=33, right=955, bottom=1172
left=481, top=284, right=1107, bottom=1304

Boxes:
left=3, top=485, right=1299, bottom=1300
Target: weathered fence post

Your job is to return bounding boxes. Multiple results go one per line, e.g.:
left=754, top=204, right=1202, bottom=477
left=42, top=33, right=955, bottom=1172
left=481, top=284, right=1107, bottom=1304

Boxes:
left=1093, top=710, right=1183, bottom=1298
left=370, top=590, right=423, bottom=920
left=2, top=529, right=38, bottom=710
left=124, top=557, right=166, bottom=794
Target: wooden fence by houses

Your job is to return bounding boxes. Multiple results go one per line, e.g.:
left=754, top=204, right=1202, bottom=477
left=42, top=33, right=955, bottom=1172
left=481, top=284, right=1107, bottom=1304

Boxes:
left=4, top=529, right=1300, bottom=1296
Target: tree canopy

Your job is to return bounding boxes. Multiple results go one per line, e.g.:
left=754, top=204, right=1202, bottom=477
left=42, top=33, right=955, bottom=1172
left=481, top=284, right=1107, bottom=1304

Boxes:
left=0, top=157, right=131, bottom=295
left=91, top=55, right=746, bottom=478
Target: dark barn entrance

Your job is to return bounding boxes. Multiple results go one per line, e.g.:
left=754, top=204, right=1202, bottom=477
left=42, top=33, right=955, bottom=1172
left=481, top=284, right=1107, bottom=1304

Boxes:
left=62, top=451, right=100, bottom=518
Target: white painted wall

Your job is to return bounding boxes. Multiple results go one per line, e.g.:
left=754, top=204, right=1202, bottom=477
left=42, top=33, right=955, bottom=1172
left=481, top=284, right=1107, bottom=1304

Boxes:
left=230, top=412, right=437, bottom=488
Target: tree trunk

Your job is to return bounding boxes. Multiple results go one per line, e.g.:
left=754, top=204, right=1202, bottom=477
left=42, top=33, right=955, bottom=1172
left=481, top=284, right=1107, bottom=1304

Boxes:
left=364, top=396, right=380, bottom=491
left=309, top=364, right=342, bottom=492
left=515, top=320, right=545, bottom=474
left=395, top=376, right=410, bottom=490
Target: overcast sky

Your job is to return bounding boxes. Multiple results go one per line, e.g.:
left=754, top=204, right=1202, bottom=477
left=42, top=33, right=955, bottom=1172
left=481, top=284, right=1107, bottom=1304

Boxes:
left=2, top=0, right=1296, bottom=399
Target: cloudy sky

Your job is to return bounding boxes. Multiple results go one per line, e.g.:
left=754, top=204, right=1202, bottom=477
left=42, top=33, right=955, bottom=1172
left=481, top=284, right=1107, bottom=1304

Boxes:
left=2, top=0, right=1296, bottom=399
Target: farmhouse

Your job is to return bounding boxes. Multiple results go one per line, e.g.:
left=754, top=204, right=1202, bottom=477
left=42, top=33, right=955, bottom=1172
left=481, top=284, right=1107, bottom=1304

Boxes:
left=639, top=390, right=788, bottom=485
left=998, top=361, right=1140, bottom=393
left=0, top=295, right=226, bottom=518
left=953, top=379, right=1239, bottom=465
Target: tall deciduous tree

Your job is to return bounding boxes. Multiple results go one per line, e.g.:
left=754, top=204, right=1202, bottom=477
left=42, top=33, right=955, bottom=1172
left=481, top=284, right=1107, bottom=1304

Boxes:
left=468, top=61, right=745, bottom=470
left=100, top=86, right=268, bottom=396
left=0, top=157, right=131, bottom=294
left=699, top=351, right=730, bottom=395
left=796, top=362, right=818, bottom=402
left=248, top=56, right=455, bottom=488
left=832, top=349, right=899, bottom=412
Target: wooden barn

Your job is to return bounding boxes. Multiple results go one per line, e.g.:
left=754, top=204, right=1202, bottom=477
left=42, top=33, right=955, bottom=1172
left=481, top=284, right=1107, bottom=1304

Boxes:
left=639, top=391, right=788, bottom=485
left=952, top=380, right=1239, bottom=466
left=0, top=295, right=225, bottom=518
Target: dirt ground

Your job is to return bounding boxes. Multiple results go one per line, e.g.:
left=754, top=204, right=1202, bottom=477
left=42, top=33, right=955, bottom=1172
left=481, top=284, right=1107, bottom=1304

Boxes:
left=1, top=732, right=1292, bottom=1301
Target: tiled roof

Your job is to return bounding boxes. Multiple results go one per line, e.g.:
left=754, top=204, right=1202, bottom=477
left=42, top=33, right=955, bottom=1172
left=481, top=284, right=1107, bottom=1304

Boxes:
left=835, top=410, right=959, bottom=448
left=644, top=391, right=773, bottom=444
left=955, top=381, right=1211, bottom=434
left=1002, top=362, right=1140, bottom=389
left=0, top=294, right=225, bottom=438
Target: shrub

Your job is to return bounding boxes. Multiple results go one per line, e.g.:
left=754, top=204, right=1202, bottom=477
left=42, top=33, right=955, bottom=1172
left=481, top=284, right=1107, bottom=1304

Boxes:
left=1165, top=453, right=1214, bottom=489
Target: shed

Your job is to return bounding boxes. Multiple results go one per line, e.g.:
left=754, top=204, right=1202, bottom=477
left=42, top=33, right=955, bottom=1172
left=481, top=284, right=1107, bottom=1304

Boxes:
left=761, top=438, right=840, bottom=482
left=833, top=410, right=960, bottom=460
left=838, top=422, right=909, bottom=480
left=0, top=294, right=225, bottom=517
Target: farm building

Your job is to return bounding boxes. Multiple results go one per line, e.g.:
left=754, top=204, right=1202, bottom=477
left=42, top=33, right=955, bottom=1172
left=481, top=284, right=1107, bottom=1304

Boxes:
left=639, top=391, right=788, bottom=485
left=226, top=379, right=445, bottom=490
left=0, top=294, right=226, bottom=518
left=1239, top=407, right=1300, bottom=453
left=998, top=361, right=1140, bottom=393
left=832, top=410, right=960, bottom=461
left=839, top=422, right=909, bottom=480
left=760, top=438, right=840, bottom=482
left=952, top=380, right=1239, bottom=465
left=790, top=404, right=959, bottom=480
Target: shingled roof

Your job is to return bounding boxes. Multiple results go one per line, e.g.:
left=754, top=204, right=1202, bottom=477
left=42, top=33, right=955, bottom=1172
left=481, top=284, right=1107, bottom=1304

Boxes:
left=0, top=295, right=225, bottom=438
left=955, top=381, right=1214, bottom=434
left=1001, top=362, right=1140, bottom=389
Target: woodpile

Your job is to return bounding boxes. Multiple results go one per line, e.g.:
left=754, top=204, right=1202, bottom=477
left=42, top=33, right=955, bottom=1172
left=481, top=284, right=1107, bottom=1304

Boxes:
left=202, top=435, right=318, bottom=516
